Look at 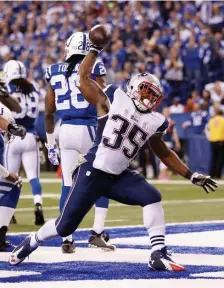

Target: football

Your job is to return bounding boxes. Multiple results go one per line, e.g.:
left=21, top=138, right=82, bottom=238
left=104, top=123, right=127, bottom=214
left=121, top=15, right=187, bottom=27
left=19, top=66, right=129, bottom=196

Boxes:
left=89, top=24, right=111, bottom=48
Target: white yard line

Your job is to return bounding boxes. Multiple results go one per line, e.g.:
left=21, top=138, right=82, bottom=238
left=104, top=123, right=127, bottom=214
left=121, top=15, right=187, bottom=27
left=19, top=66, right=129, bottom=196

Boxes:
left=16, top=198, right=224, bottom=212
left=21, top=178, right=224, bottom=185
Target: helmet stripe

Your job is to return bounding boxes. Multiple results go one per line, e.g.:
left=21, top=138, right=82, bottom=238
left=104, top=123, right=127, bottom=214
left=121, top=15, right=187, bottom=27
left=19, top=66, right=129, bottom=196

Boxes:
left=17, top=62, right=23, bottom=78
left=82, top=33, right=87, bottom=51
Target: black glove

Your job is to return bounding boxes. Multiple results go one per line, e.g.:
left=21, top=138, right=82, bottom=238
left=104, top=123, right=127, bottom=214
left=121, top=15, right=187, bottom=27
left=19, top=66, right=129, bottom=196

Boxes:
left=190, top=172, right=218, bottom=193
left=8, top=123, right=26, bottom=139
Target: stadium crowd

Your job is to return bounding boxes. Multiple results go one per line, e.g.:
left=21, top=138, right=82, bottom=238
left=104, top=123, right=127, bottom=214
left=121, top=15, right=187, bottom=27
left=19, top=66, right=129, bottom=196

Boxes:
left=0, top=1, right=224, bottom=177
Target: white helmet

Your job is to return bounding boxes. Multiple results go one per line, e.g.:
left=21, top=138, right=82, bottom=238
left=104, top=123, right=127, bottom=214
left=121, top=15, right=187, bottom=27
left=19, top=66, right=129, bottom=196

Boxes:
left=127, top=73, right=163, bottom=111
left=3, top=60, right=27, bottom=84
left=64, top=32, right=90, bottom=61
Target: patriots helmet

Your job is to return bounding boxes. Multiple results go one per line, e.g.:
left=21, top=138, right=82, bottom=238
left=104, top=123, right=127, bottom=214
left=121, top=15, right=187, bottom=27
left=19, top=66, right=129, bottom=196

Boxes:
left=127, top=73, right=163, bottom=112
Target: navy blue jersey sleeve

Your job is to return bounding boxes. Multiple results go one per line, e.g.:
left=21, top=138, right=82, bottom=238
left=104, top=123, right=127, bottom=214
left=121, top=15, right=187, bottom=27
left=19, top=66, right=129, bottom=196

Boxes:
left=155, top=118, right=169, bottom=134
left=92, top=61, right=107, bottom=76
left=104, top=84, right=119, bottom=104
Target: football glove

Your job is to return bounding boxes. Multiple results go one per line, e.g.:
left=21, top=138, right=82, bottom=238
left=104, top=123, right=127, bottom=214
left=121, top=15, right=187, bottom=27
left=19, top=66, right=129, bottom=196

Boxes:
left=7, top=123, right=26, bottom=139
left=45, top=143, right=60, bottom=166
left=0, top=78, right=9, bottom=98
left=190, top=172, right=218, bottom=193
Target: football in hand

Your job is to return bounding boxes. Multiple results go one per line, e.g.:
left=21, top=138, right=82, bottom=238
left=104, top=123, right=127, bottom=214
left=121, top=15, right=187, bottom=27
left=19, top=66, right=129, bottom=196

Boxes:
left=89, top=24, right=111, bottom=48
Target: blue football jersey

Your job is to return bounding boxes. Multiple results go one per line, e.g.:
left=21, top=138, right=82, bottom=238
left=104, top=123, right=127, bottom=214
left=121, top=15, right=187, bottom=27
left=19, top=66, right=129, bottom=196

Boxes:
left=7, top=82, right=39, bottom=133
left=45, top=59, right=107, bottom=126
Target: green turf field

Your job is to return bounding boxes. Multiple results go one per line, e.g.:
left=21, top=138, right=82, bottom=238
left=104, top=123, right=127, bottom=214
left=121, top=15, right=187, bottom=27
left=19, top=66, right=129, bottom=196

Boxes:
left=9, top=173, right=224, bottom=233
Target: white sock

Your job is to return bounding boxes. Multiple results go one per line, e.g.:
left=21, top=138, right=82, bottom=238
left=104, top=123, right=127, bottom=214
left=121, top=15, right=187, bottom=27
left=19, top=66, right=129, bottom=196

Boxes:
left=92, top=207, right=108, bottom=234
left=34, top=194, right=43, bottom=205
left=143, top=202, right=165, bottom=251
left=62, top=235, right=73, bottom=242
left=30, top=219, right=58, bottom=248
left=0, top=206, right=14, bottom=227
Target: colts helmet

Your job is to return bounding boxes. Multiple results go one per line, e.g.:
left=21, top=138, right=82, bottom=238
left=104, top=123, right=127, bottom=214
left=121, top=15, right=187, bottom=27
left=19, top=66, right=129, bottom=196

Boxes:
left=3, top=60, right=27, bottom=84
left=64, top=32, right=90, bottom=61
left=127, top=73, right=163, bottom=111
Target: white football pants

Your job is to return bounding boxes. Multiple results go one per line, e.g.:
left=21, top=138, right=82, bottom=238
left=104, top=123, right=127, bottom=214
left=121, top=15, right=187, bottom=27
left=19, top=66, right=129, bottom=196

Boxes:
left=3, top=133, right=40, bottom=180
left=59, top=124, right=96, bottom=186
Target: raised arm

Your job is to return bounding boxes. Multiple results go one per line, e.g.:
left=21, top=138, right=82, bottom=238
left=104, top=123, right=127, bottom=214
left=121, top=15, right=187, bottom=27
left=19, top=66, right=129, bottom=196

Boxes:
left=148, top=134, right=217, bottom=193
left=78, top=50, right=109, bottom=114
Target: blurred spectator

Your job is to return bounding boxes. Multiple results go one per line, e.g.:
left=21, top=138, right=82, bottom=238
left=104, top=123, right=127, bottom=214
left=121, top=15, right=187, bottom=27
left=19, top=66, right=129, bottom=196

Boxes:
left=159, top=107, right=181, bottom=180
left=182, top=35, right=201, bottom=90
left=148, top=54, right=166, bottom=79
left=207, top=107, right=224, bottom=179
left=170, top=97, right=184, bottom=114
left=164, top=47, right=184, bottom=98
left=182, top=103, right=209, bottom=134
left=205, top=81, right=224, bottom=102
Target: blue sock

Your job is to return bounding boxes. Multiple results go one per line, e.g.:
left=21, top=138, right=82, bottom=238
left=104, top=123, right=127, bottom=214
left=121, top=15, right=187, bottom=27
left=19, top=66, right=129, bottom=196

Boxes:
left=95, top=197, right=109, bottom=208
left=60, top=186, right=70, bottom=212
left=30, top=178, right=42, bottom=204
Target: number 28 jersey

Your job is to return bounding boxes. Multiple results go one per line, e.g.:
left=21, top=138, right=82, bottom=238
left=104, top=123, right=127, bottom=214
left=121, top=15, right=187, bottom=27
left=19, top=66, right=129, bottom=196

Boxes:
left=45, top=59, right=106, bottom=127
left=92, top=86, right=168, bottom=175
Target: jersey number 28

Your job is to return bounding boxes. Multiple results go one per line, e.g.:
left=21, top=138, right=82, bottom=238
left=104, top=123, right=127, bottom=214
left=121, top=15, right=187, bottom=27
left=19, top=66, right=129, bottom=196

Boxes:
left=51, top=74, right=88, bottom=110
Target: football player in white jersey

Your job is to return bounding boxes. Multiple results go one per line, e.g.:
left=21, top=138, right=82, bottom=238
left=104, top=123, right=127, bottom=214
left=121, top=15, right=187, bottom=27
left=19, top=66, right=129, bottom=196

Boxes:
left=9, top=29, right=217, bottom=271
left=3, top=60, right=45, bottom=226
left=44, top=32, right=113, bottom=253
left=0, top=102, right=26, bottom=251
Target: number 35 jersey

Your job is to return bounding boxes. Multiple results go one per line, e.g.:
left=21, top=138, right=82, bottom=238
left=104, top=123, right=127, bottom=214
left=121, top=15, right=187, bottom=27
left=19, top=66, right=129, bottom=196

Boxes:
left=92, top=86, right=168, bottom=175
left=45, top=59, right=106, bottom=127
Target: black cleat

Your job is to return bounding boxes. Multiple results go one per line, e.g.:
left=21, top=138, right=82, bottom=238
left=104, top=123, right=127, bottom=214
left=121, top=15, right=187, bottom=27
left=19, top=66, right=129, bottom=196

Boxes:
left=148, top=247, right=184, bottom=271
left=88, top=230, right=115, bottom=251
left=8, top=233, right=37, bottom=265
left=61, top=240, right=75, bottom=253
left=10, top=215, right=17, bottom=224
left=34, top=203, right=45, bottom=226
left=0, top=226, right=12, bottom=252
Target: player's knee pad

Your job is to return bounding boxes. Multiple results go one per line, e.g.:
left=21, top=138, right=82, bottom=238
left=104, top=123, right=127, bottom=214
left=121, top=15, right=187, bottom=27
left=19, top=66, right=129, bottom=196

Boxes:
left=30, top=178, right=42, bottom=195
left=0, top=182, right=21, bottom=209
left=60, top=186, right=70, bottom=212
left=95, top=197, right=109, bottom=209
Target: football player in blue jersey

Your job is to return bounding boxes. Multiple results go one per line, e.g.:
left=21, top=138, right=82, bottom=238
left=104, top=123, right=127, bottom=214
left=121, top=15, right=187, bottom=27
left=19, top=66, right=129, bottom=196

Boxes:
left=44, top=32, right=113, bottom=253
left=3, top=60, right=45, bottom=226
left=10, top=31, right=218, bottom=271
left=0, top=101, right=26, bottom=251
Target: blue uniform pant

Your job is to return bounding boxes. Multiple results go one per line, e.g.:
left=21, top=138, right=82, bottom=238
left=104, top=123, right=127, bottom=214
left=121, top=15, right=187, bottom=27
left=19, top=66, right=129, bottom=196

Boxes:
left=56, top=160, right=161, bottom=237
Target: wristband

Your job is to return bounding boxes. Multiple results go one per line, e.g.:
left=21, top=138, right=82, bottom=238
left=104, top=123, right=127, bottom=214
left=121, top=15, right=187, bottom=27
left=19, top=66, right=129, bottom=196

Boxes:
left=46, top=133, right=55, bottom=147
left=89, top=46, right=101, bottom=54
left=185, top=169, right=193, bottom=180
left=0, top=165, right=9, bottom=177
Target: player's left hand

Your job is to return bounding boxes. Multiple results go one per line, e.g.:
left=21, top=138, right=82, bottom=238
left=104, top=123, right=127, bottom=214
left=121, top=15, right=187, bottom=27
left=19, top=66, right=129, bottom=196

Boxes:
left=8, top=123, right=26, bottom=139
left=190, top=172, right=218, bottom=193
left=45, top=143, right=60, bottom=166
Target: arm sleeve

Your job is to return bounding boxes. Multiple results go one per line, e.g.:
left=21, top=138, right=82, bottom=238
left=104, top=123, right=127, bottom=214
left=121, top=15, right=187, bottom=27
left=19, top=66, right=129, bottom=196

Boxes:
left=103, top=84, right=119, bottom=104
left=92, top=61, right=107, bottom=76
left=155, top=118, right=169, bottom=134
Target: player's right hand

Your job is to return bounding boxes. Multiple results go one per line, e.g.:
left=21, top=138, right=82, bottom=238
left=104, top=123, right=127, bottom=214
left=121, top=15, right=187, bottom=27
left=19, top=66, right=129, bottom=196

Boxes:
left=45, top=143, right=60, bottom=166
left=8, top=123, right=26, bottom=139
left=6, top=172, right=23, bottom=188
left=190, top=172, right=218, bottom=193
